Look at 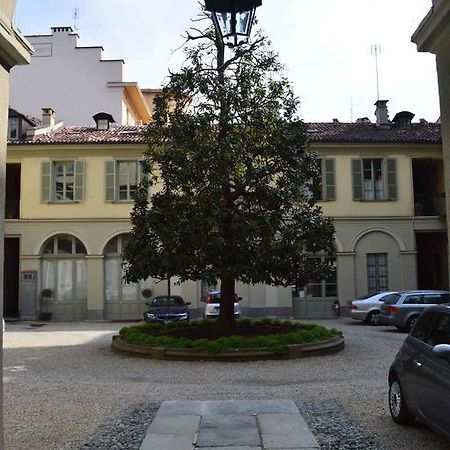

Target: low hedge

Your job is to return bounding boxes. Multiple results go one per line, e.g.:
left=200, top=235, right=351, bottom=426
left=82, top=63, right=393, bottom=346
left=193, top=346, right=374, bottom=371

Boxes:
left=119, top=319, right=341, bottom=354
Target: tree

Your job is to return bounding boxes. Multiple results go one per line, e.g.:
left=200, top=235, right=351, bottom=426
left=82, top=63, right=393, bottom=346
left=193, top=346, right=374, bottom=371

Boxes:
left=123, top=18, right=335, bottom=331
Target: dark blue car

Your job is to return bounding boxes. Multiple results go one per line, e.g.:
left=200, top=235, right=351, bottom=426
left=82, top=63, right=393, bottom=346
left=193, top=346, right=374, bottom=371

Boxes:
left=143, top=295, right=191, bottom=323
left=388, top=305, right=450, bottom=441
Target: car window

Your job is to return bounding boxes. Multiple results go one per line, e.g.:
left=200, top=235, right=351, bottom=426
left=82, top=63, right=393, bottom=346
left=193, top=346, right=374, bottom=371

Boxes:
left=411, top=312, right=435, bottom=343
left=380, top=293, right=400, bottom=303
left=423, top=294, right=446, bottom=305
left=403, top=295, right=423, bottom=305
left=428, top=313, right=450, bottom=346
left=152, top=297, right=184, bottom=307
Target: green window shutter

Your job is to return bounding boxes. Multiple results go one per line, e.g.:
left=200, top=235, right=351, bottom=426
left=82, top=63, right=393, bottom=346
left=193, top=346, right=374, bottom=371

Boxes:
left=105, top=160, right=116, bottom=202
left=352, top=159, right=363, bottom=200
left=74, top=160, right=85, bottom=202
left=41, top=161, right=52, bottom=203
left=386, top=158, right=397, bottom=200
left=323, top=159, right=336, bottom=200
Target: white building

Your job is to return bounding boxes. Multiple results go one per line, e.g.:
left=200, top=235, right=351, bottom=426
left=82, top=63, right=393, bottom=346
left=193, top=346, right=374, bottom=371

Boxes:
left=9, top=26, right=152, bottom=126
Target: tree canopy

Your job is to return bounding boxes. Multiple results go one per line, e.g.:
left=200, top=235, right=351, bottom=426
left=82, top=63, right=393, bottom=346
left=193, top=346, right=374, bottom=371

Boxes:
left=123, top=21, right=335, bottom=326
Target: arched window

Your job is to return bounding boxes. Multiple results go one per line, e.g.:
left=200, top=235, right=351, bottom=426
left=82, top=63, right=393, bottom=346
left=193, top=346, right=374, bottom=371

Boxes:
left=104, top=234, right=134, bottom=302
left=40, top=234, right=87, bottom=309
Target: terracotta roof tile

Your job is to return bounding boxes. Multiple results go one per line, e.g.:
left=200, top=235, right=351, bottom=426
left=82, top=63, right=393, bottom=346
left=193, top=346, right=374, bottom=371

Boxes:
left=307, top=122, right=441, bottom=144
left=7, top=122, right=442, bottom=146
left=8, top=125, right=147, bottom=145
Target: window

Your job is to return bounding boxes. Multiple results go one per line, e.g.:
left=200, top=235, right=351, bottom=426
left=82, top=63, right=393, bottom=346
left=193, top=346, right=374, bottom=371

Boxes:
left=41, top=160, right=85, bottom=203
left=428, top=313, right=450, bottom=346
left=105, top=160, right=144, bottom=202
left=317, top=159, right=336, bottom=201
left=352, top=158, right=397, bottom=201
left=403, top=295, right=423, bottom=305
left=423, top=293, right=450, bottom=304
left=104, top=234, right=148, bottom=304
left=306, top=258, right=337, bottom=298
left=411, top=311, right=435, bottom=344
left=118, top=161, right=139, bottom=201
left=7, top=117, right=19, bottom=140
left=41, top=234, right=87, bottom=304
left=367, top=253, right=388, bottom=293
left=380, top=293, right=401, bottom=304
left=363, top=159, right=384, bottom=200
left=54, top=162, right=74, bottom=201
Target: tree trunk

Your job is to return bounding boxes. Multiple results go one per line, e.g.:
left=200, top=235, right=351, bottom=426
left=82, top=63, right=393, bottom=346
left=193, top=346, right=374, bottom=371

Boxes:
left=219, top=276, right=235, bottom=331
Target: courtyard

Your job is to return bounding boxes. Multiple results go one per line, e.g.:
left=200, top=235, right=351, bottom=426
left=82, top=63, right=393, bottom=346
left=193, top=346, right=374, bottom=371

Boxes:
left=3, top=318, right=449, bottom=450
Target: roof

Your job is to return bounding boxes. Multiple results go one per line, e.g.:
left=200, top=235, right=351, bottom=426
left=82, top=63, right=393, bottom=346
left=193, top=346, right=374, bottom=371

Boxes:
left=7, top=121, right=442, bottom=146
left=8, top=108, right=42, bottom=127
left=8, top=125, right=147, bottom=145
left=307, top=122, right=441, bottom=144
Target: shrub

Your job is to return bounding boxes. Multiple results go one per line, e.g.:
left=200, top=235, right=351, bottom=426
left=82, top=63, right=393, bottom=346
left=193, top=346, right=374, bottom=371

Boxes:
left=119, top=318, right=339, bottom=354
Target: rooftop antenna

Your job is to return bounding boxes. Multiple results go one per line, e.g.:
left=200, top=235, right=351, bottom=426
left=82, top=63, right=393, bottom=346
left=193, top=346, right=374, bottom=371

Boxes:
left=350, top=96, right=354, bottom=123
left=73, top=7, right=79, bottom=31
left=371, top=43, right=381, bottom=100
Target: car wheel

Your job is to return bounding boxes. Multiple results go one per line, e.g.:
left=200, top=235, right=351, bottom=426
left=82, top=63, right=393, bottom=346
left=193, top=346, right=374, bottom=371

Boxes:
left=389, top=377, right=414, bottom=425
left=406, top=316, right=419, bottom=333
left=365, top=311, right=381, bottom=326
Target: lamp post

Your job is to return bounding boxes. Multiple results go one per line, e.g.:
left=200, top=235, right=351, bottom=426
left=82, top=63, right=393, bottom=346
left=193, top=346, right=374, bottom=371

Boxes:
left=201, top=1, right=262, bottom=326
left=205, top=0, right=262, bottom=47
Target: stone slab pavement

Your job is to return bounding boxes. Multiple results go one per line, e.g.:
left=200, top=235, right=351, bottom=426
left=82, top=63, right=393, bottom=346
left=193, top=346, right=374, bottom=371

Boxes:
left=140, top=400, right=319, bottom=450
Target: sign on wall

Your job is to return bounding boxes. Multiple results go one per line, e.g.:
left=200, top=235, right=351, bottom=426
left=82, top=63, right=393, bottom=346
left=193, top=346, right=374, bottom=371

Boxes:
left=32, top=43, right=52, bottom=57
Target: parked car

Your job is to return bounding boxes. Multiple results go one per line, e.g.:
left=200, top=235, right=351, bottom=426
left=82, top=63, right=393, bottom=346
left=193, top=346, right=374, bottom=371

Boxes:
left=204, top=291, right=242, bottom=319
left=143, top=295, right=191, bottom=323
left=380, top=290, right=450, bottom=332
left=350, top=291, right=397, bottom=325
left=388, top=304, right=450, bottom=441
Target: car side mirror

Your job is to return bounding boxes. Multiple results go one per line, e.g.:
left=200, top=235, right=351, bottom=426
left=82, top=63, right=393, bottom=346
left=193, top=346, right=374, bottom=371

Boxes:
left=432, top=344, right=450, bottom=362
left=185, top=302, right=191, bottom=306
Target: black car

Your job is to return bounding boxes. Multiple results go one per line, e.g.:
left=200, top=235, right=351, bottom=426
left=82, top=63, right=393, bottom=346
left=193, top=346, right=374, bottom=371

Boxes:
left=143, top=295, right=191, bottom=323
left=388, top=304, right=450, bottom=441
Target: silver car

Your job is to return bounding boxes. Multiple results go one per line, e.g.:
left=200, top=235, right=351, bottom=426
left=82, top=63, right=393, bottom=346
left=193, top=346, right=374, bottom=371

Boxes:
left=350, top=291, right=397, bottom=325
left=380, top=290, right=450, bottom=332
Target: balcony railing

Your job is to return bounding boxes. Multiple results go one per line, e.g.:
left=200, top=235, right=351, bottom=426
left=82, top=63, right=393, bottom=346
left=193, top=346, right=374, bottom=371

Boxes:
left=414, top=194, right=446, bottom=217
left=5, top=199, right=20, bottom=219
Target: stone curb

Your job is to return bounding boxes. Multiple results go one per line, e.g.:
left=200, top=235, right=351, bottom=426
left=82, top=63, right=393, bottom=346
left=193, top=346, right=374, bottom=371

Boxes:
left=111, top=334, right=344, bottom=361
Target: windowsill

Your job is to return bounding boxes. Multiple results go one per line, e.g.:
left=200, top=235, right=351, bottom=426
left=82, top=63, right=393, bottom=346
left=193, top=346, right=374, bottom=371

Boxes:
left=356, top=199, right=395, bottom=202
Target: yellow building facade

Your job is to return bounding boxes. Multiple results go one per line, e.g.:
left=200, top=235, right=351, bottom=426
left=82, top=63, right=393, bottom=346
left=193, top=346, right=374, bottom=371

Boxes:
left=5, top=104, right=446, bottom=321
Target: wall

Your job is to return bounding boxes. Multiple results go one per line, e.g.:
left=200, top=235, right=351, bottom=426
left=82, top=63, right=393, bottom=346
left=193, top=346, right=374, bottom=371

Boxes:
left=8, top=143, right=148, bottom=219
left=10, top=28, right=125, bottom=126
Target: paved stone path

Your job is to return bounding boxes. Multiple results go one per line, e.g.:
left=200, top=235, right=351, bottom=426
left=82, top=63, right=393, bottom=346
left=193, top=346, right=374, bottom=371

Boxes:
left=140, top=400, right=319, bottom=450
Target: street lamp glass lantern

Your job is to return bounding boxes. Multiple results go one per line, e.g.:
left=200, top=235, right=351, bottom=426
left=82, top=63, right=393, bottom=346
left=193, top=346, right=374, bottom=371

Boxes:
left=205, top=0, right=262, bottom=46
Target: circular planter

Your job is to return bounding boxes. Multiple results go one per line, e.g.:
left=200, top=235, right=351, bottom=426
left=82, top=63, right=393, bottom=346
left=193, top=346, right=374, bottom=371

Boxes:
left=111, top=334, right=344, bottom=361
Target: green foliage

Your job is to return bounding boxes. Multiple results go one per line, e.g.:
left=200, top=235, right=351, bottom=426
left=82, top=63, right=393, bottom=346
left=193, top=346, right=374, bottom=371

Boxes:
left=119, top=319, right=339, bottom=354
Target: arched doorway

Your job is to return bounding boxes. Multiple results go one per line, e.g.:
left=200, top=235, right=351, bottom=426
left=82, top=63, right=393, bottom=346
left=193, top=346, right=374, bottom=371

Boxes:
left=103, top=234, right=149, bottom=320
left=40, top=234, right=87, bottom=320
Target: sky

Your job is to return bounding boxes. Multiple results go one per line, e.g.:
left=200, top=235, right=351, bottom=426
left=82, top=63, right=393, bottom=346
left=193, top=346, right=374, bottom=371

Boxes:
left=13, top=0, right=439, bottom=123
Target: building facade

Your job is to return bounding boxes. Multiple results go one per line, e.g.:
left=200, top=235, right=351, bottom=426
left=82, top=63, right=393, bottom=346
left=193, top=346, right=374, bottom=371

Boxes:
left=412, top=0, right=450, bottom=290
left=299, top=103, right=446, bottom=318
left=9, top=26, right=152, bottom=126
left=5, top=110, right=292, bottom=321
left=5, top=100, right=446, bottom=321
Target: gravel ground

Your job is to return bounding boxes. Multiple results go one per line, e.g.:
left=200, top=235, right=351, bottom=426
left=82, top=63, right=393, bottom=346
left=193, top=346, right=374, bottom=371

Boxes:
left=4, top=319, right=449, bottom=450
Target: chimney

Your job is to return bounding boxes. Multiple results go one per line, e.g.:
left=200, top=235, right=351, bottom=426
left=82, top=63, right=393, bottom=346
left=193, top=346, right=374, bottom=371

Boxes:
left=42, top=108, right=56, bottom=128
left=374, top=100, right=390, bottom=126
left=393, top=111, right=415, bottom=127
